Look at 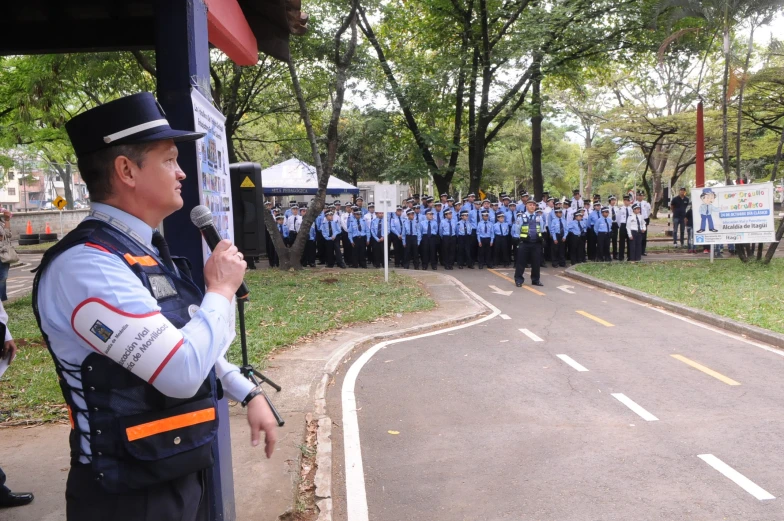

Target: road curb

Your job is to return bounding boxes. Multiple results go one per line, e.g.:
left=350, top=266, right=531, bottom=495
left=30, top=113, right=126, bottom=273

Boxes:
left=311, top=270, right=493, bottom=521
left=562, top=267, right=784, bottom=350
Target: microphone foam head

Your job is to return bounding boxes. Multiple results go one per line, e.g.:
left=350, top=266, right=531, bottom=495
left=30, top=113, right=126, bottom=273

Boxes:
left=190, top=205, right=213, bottom=228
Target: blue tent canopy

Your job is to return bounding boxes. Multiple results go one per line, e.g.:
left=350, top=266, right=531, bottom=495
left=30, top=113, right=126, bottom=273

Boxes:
left=262, top=158, right=359, bottom=195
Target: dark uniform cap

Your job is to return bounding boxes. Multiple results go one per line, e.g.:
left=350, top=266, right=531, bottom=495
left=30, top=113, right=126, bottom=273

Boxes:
left=325, top=211, right=334, bottom=216
left=434, top=201, right=443, bottom=206
left=623, top=194, right=631, bottom=200
left=406, top=198, right=414, bottom=203
left=440, top=193, right=448, bottom=198
left=353, top=209, right=361, bottom=214
left=547, top=197, right=555, bottom=202
left=459, top=209, right=469, bottom=216
left=554, top=207, right=563, bottom=213
left=632, top=203, right=641, bottom=210
left=275, top=214, right=285, bottom=220
left=593, top=194, right=601, bottom=199
left=264, top=200, right=272, bottom=205
left=356, top=196, right=364, bottom=201
left=396, top=205, right=404, bottom=210
left=575, top=209, right=584, bottom=216
left=509, top=202, right=517, bottom=206
left=496, top=212, right=505, bottom=218
left=425, top=209, right=434, bottom=214
left=412, top=194, right=420, bottom=198
left=414, top=204, right=421, bottom=209
left=333, top=200, right=341, bottom=205
left=601, top=206, right=610, bottom=212
left=521, top=192, right=529, bottom=197
left=65, top=92, right=204, bottom=158
left=406, top=208, right=415, bottom=215
left=467, top=193, right=476, bottom=198
left=636, top=190, right=645, bottom=196
left=447, top=197, right=455, bottom=202
left=608, top=194, right=617, bottom=201
left=573, top=189, right=581, bottom=194
left=444, top=208, right=453, bottom=215
left=481, top=209, right=489, bottom=215
left=593, top=202, right=602, bottom=207
left=367, top=203, right=375, bottom=208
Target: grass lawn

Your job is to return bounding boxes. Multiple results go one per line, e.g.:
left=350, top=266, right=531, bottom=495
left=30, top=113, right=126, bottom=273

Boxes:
left=1, top=269, right=434, bottom=424
left=15, top=241, right=57, bottom=252
left=575, top=259, right=784, bottom=334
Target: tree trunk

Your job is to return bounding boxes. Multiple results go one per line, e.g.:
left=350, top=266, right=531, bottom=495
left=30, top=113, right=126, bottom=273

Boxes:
left=769, top=126, right=784, bottom=182
left=584, top=137, right=593, bottom=200
left=721, top=23, right=731, bottom=184
left=530, top=56, right=543, bottom=201
left=433, top=175, right=451, bottom=197
left=736, top=24, right=755, bottom=182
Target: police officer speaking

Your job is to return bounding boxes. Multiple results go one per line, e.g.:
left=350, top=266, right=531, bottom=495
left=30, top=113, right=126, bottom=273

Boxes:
left=32, top=93, right=278, bottom=520
left=513, top=200, right=545, bottom=288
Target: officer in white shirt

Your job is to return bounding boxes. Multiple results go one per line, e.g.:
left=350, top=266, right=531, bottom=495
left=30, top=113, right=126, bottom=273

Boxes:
left=285, top=205, right=302, bottom=246
left=616, top=195, right=633, bottom=261
left=635, top=190, right=652, bottom=255
left=626, top=202, right=647, bottom=261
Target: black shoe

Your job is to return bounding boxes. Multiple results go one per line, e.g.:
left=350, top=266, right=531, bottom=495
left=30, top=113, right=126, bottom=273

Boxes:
left=559, top=264, right=566, bottom=267
left=532, top=281, right=544, bottom=287
left=458, top=266, right=463, bottom=269
left=0, top=492, right=34, bottom=508
left=710, top=229, right=718, bottom=233
left=515, top=282, right=523, bottom=287
left=467, top=265, right=474, bottom=269
left=696, top=229, right=704, bottom=233
left=642, top=253, right=647, bottom=256
left=478, top=266, right=484, bottom=269
left=552, top=264, right=558, bottom=268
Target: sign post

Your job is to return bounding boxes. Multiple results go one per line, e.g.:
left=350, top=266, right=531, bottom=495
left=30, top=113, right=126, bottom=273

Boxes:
left=373, top=184, right=398, bottom=282
left=53, top=196, right=67, bottom=238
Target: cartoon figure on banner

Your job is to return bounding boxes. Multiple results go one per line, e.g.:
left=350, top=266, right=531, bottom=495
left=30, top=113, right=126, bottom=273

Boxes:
left=696, top=188, right=720, bottom=233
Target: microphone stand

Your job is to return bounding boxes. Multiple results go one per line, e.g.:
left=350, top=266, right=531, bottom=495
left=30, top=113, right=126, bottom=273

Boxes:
left=237, top=296, right=285, bottom=426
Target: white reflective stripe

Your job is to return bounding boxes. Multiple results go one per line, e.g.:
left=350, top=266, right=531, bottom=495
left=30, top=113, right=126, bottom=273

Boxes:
left=103, top=119, right=170, bottom=143
left=71, top=298, right=184, bottom=383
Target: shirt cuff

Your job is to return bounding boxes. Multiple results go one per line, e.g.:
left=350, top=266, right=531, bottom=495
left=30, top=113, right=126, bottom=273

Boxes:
left=202, top=291, right=233, bottom=323
left=4, top=326, right=11, bottom=342
left=215, top=357, right=255, bottom=402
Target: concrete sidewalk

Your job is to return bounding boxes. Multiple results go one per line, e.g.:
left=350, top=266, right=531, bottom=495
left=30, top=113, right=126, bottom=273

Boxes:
left=0, top=269, right=486, bottom=521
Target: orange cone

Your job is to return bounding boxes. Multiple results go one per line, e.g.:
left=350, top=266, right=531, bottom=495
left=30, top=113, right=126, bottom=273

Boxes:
left=26, top=221, right=32, bottom=234
left=45, top=222, right=51, bottom=234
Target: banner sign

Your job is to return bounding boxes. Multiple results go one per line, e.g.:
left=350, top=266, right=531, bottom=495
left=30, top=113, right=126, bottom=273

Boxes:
left=192, top=89, right=234, bottom=260
left=692, top=182, right=776, bottom=245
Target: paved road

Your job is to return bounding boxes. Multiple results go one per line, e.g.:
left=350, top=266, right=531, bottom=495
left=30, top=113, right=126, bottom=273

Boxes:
left=330, top=266, right=784, bottom=521
left=7, top=254, right=41, bottom=300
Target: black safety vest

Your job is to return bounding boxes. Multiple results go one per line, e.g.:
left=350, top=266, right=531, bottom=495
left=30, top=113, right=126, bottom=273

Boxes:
left=32, top=220, right=218, bottom=493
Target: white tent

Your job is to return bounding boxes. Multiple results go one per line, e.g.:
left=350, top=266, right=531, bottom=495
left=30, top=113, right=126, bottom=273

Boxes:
left=261, top=158, right=358, bottom=195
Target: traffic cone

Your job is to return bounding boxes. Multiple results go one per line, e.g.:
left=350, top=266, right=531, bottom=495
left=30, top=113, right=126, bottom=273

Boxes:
left=26, top=221, right=32, bottom=234
left=45, top=223, right=51, bottom=234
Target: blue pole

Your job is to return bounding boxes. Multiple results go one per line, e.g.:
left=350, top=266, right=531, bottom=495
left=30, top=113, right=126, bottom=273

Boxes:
left=155, top=1, right=236, bottom=520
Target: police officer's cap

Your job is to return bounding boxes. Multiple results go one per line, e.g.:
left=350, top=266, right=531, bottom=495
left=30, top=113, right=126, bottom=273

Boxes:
left=467, top=193, right=476, bottom=198
left=434, top=201, right=443, bottom=206
left=575, top=209, right=584, bottom=215
left=554, top=207, right=563, bottom=213
left=65, top=92, right=205, bottom=158
left=601, top=206, right=610, bottom=212
left=573, top=189, right=581, bottom=194
left=535, top=209, right=543, bottom=214
left=459, top=209, right=469, bottom=216
left=412, top=193, right=420, bottom=198
left=623, top=194, right=631, bottom=200
left=496, top=212, right=505, bottom=218
left=444, top=208, right=453, bottom=215
left=406, top=208, right=415, bottom=215
left=526, top=199, right=537, bottom=205
left=509, top=202, right=517, bottom=206
left=264, top=200, right=272, bottom=205
left=356, top=196, right=364, bottom=201
left=414, top=204, right=421, bottom=209
left=325, top=210, right=334, bottom=216
left=499, top=192, right=507, bottom=198
left=353, top=208, right=361, bottom=214
left=275, top=214, right=285, bottom=220
left=481, top=209, right=489, bottom=215
left=593, top=194, right=601, bottom=199
left=593, top=201, right=601, bottom=207
left=367, top=203, right=375, bottom=208
left=632, top=203, right=641, bottom=210
left=636, top=190, right=645, bottom=196
left=406, top=198, right=414, bottom=203
left=547, top=197, right=555, bottom=202
left=396, top=205, right=404, bottom=211
left=447, top=197, right=455, bottom=202
left=425, top=209, right=434, bottom=214
left=440, top=193, right=448, bottom=198
left=491, top=201, right=499, bottom=206
left=609, top=195, right=617, bottom=201
left=521, top=192, right=529, bottom=197
left=333, top=200, right=341, bottom=205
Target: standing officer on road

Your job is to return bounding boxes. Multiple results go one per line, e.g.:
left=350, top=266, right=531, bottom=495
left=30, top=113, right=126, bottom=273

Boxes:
left=514, top=200, right=544, bottom=288
left=636, top=190, right=652, bottom=256
left=33, top=93, right=278, bottom=521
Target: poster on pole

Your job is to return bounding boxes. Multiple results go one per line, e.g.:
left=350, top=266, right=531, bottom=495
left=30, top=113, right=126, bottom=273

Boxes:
left=192, top=89, right=235, bottom=260
left=692, top=182, right=776, bottom=246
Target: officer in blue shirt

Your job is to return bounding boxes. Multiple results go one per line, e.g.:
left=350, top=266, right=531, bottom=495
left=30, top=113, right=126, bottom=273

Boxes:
left=389, top=206, right=406, bottom=267
left=370, top=211, right=387, bottom=268
left=456, top=209, right=473, bottom=269
left=567, top=209, right=588, bottom=264
left=419, top=210, right=438, bottom=270
left=476, top=209, right=495, bottom=269
left=321, top=210, right=347, bottom=268
left=593, top=206, right=613, bottom=262
left=468, top=201, right=481, bottom=265
left=34, top=92, right=277, bottom=520
left=349, top=208, right=370, bottom=268
left=549, top=206, right=568, bottom=267
left=587, top=201, right=602, bottom=261
left=439, top=208, right=456, bottom=270
left=402, top=208, right=422, bottom=269
left=315, top=206, right=328, bottom=265
left=514, top=200, right=544, bottom=287
left=492, top=212, right=511, bottom=268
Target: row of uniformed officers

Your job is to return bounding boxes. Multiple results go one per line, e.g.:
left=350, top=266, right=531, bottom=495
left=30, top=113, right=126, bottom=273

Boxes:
left=266, top=190, right=652, bottom=283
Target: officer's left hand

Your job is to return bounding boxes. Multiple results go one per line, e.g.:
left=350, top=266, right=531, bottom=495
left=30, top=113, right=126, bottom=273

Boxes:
left=1, top=340, right=18, bottom=364
left=247, top=395, right=278, bottom=458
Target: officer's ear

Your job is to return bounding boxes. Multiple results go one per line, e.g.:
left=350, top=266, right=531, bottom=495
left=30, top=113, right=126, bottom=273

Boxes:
left=113, top=154, right=139, bottom=190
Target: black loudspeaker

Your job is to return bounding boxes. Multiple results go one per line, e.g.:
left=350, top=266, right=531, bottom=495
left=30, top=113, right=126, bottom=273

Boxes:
left=230, top=162, right=266, bottom=258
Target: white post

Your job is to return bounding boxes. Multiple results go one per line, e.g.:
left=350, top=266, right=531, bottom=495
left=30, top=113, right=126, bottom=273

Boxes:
left=710, top=244, right=714, bottom=263
left=383, top=205, right=389, bottom=282
left=59, top=210, right=64, bottom=239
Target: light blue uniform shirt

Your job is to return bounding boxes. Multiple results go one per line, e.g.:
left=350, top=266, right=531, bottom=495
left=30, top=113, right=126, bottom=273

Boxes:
left=321, top=219, right=341, bottom=240
left=588, top=209, right=602, bottom=228
left=567, top=219, right=587, bottom=237
left=308, top=222, right=317, bottom=241
left=419, top=219, right=438, bottom=238
left=468, top=208, right=480, bottom=228
left=593, top=215, right=612, bottom=233
left=476, top=219, right=495, bottom=243
left=37, top=203, right=253, bottom=462
left=390, top=213, right=406, bottom=237
left=401, top=218, right=421, bottom=246
left=349, top=217, right=370, bottom=242
left=550, top=214, right=568, bottom=240
left=370, top=217, right=387, bottom=242
left=439, top=219, right=456, bottom=237
left=457, top=219, right=472, bottom=236
left=493, top=221, right=510, bottom=237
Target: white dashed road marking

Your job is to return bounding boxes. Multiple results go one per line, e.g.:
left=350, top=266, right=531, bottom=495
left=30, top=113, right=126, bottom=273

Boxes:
left=519, top=328, right=543, bottom=342
left=611, top=393, right=659, bottom=422
left=556, top=354, right=589, bottom=372
left=698, top=454, right=775, bottom=501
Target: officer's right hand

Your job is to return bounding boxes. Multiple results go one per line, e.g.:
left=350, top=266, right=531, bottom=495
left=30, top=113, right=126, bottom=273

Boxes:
left=204, top=240, right=247, bottom=301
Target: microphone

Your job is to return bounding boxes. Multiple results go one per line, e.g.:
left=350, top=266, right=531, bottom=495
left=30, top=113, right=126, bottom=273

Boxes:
left=190, top=205, right=250, bottom=300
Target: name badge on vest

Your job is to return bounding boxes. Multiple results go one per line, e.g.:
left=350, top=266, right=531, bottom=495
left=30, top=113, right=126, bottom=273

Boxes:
left=149, top=274, right=178, bottom=300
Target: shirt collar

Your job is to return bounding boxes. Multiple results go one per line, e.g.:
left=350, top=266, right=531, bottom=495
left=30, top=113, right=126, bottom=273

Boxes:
left=88, top=202, right=154, bottom=248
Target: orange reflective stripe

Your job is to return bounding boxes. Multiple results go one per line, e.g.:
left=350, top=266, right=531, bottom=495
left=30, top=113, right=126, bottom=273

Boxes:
left=123, top=253, right=158, bottom=267
left=125, top=407, right=216, bottom=442
left=67, top=405, right=75, bottom=429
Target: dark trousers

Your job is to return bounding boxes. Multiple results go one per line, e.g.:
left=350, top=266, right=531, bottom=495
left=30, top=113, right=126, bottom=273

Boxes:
left=587, top=229, right=597, bottom=260
left=510, top=236, right=518, bottom=262
left=421, top=235, right=437, bottom=269
left=543, top=231, right=552, bottom=261
left=66, top=464, right=206, bottom=521
left=367, top=235, right=374, bottom=261
left=514, top=241, right=541, bottom=284
left=326, top=238, right=345, bottom=267
left=642, top=218, right=650, bottom=254
left=630, top=230, right=643, bottom=261
left=618, top=224, right=629, bottom=260
left=457, top=235, right=472, bottom=267
left=552, top=235, right=566, bottom=266
left=316, top=232, right=326, bottom=264
left=493, top=236, right=510, bottom=266
left=392, top=234, right=404, bottom=266
left=611, top=223, right=619, bottom=258
left=596, top=231, right=611, bottom=261
left=341, top=230, right=353, bottom=261
left=286, top=230, right=298, bottom=247
left=404, top=235, right=420, bottom=268
left=372, top=237, right=385, bottom=267
left=353, top=236, right=367, bottom=268
left=441, top=235, right=456, bottom=268
left=0, top=466, right=9, bottom=497
left=303, top=240, right=316, bottom=266
left=470, top=230, right=478, bottom=263
left=569, top=234, right=586, bottom=264
left=269, top=242, right=283, bottom=267
left=478, top=237, right=492, bottom=268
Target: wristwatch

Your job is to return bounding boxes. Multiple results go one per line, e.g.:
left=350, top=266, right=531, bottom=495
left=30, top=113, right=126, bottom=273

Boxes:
left=241, top=386, right=264, bottom=407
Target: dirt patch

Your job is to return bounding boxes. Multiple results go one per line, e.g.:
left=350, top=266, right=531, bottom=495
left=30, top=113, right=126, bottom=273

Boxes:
left=320, top=277, right=339, bottom=284
left=278, top=414, right=319, bottom=521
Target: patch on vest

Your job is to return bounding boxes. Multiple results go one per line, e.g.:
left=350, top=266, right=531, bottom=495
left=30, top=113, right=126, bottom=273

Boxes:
left=149, top=275, right=178, bottom=299
left=188, top=304, right=200, bottom=318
